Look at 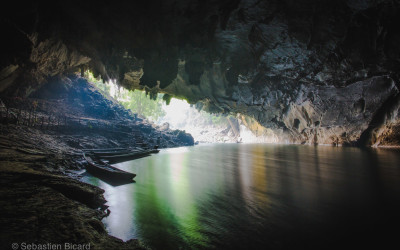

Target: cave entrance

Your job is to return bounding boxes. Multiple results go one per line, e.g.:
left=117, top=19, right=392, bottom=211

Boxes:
left=158, top=100, right=279, bottom=143
left=159, top=98, right=236, bottom=143
left=85, top=71, right=280, bottom=144
left=85, top=73, right=247, bottom=143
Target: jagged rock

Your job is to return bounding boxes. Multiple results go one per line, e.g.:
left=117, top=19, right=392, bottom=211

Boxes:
left=0, top=0, right=399, bottom=146
left=175, top=130, right=195, bottom=146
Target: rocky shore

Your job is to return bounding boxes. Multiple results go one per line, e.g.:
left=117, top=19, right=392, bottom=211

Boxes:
left=0, top=76, right=194, bottom=249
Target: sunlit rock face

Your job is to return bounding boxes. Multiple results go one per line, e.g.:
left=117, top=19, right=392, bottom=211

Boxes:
left=1, top=0, right=400, bottom=145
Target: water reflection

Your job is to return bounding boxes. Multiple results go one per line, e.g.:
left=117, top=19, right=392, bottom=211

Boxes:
left=83, top=144, right=400, bottom=249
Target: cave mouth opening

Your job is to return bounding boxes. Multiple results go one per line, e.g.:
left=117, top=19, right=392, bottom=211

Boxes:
left=85, top=72, right=271, bottom=143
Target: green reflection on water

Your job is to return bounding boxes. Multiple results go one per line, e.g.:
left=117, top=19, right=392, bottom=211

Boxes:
left=109, top=148, right=212, bottom=249
left=81, top=144, right=400, bottom=249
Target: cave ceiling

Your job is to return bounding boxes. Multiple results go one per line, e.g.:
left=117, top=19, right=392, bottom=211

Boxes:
left=1, top=0, right=400, bottom=145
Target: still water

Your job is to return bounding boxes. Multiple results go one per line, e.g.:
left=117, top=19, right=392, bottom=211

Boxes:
left=83, top=144, right=400, bottom=249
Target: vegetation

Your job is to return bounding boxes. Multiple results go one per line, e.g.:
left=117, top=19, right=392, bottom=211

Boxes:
left=119, top=91, right=166, bottom=121
left=84, top=71, right=232, bottom=126
left=84, top=71, right=166, bottom=122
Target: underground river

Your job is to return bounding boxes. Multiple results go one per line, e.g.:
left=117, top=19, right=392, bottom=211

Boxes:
left=83, top=144, right=400, bottom=249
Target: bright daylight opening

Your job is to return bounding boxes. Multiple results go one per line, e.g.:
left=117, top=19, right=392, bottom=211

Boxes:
left=85, top=71, right=278, bottom=143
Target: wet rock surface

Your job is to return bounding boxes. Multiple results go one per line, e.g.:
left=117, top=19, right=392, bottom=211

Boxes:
left=0, top=127, right=149, bottom=250
left=0, top=76, right=194, bottom=249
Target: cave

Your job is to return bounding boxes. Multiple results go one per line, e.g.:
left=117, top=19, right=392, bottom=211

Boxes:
left=1, top=1, right=400, bottom=249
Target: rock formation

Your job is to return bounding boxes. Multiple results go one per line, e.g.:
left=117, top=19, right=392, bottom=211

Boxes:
left=0, top=75, right=192, bottom=249
left=1, top=0, right=400, bottom=146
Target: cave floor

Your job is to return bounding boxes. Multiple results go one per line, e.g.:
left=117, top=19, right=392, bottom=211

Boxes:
left=0, top=123, right=151, bottom=249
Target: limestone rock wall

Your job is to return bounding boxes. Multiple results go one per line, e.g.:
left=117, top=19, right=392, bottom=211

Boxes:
left=1, top=0, right=399, bottom=145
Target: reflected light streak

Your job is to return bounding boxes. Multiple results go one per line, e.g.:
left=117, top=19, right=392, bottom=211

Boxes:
left=168, top=151, right=208, bottom=247
left=100, top=181, right=135, bottom=240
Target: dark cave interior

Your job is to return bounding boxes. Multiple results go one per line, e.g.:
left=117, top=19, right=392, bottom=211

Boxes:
left=1, top=0, right=400, bottom=249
